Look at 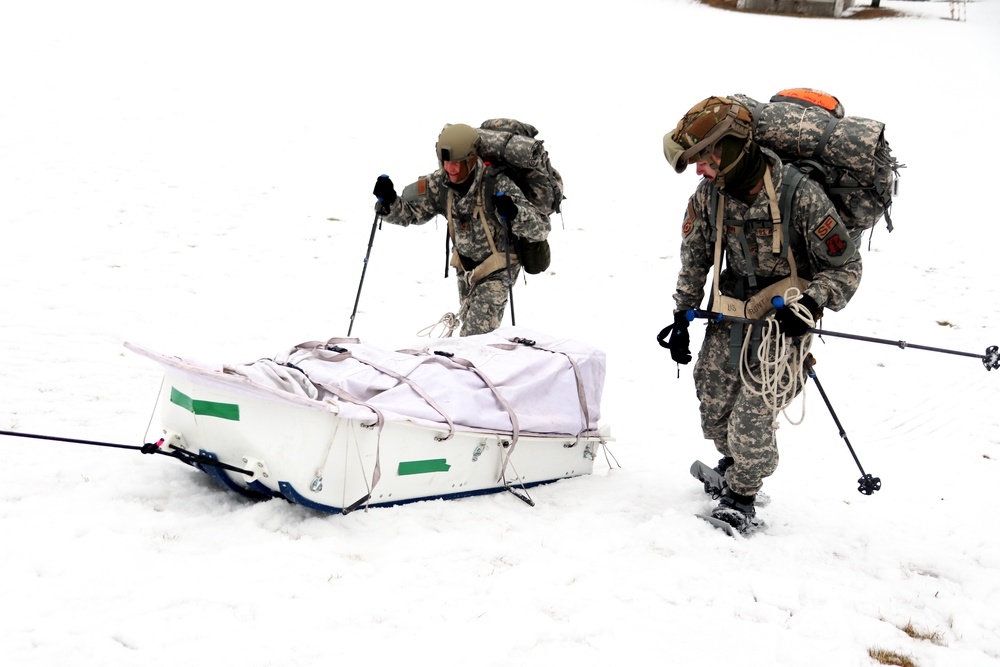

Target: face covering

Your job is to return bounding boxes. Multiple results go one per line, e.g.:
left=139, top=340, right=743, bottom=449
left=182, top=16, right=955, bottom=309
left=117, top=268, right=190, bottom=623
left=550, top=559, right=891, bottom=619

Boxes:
left=717, top=136, right=766, bottom=205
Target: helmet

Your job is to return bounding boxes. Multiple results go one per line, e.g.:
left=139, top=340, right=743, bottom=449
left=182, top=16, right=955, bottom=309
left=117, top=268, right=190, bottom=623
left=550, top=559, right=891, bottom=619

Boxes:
left=436, top=123, right=481, bottom=164
left=668, top=96, right=754, bottom=174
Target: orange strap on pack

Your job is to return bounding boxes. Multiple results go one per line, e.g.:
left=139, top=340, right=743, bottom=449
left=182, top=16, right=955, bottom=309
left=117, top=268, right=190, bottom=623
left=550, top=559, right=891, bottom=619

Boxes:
left=772, top=88, right=841, bottom=113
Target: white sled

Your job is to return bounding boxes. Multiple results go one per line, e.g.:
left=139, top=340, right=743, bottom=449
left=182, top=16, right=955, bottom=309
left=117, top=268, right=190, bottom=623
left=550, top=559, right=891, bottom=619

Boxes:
left=127, top=328, right=611, bottom=513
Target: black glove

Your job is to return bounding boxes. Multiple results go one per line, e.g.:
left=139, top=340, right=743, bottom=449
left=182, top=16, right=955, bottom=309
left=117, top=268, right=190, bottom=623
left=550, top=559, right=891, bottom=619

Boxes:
left=656, top=310, right=692, bottom=365
left=373, top=175, right=396, bottom=214
left=773, top=294, right=821, bottom=337
left=492, top=191, right=518, bottom=222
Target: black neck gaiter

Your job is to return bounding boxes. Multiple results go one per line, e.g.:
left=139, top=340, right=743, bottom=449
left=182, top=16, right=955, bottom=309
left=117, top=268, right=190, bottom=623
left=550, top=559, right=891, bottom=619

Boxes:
left=719, top=137, right=766, bottom=205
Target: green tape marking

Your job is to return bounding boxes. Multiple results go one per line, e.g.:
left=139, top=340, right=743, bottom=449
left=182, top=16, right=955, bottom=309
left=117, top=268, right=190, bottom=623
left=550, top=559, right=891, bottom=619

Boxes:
left=170, top=387, right=240, bottom=421
left=397, top=459, right=451, bottom=475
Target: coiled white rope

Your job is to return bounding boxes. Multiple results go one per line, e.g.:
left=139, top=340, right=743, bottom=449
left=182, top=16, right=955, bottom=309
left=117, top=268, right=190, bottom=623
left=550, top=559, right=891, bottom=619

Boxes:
left=416, top=312, right=460, bottom=339
left=739, top=287, right=814, bottom=426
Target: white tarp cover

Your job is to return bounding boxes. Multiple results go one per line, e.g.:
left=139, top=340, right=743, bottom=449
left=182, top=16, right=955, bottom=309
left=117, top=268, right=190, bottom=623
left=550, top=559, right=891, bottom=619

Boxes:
left=210, top=327, right=605, bottom=437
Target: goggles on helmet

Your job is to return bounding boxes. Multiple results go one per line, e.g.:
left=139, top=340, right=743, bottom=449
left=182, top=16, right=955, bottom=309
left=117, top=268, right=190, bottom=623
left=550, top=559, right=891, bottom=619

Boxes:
left=670, top=97, right=753, bottom=170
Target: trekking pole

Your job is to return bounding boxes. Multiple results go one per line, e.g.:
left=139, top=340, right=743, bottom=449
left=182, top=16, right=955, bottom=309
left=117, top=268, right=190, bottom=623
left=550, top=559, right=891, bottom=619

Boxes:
left=348, top=206, right=383, bottom=337
left=686, top=304, right=1000, bottom=372
left=801, top=359, right=882, bottom=496
left=497, top=192, right=516, bottom=326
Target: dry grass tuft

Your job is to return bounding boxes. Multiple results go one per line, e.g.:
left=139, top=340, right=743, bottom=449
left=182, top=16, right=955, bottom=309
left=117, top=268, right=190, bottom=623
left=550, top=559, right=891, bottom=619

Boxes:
left=868, top=648, right=918, bottom=667
left=900, top=621, right=943, bottom=644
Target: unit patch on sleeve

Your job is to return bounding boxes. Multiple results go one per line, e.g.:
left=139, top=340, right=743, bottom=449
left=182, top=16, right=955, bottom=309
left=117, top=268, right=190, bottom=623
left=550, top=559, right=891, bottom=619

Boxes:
left=682, top=200, right=695, bottom=236
left=814, top=215, right=837, bottom=240
left=825, top=233, right=847, bottom=257
left=417, top=178, right=427, bottom=196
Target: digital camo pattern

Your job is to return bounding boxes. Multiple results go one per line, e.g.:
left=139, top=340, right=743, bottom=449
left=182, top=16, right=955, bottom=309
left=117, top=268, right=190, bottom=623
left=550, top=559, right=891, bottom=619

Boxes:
left=694, top=320, right=789, bottom=495
left=673, top=149, right=863, bottom=315
left=457, top=269, right=517, bottom=336
left=733, top=93, right=900, bottom=231
left=673, top=151, right=862, bottom=496
left=381, top=160, right=548, bottom=336
left=383, top=160, right=549, bottom=261
left=477, top=119, right=564, bottom=215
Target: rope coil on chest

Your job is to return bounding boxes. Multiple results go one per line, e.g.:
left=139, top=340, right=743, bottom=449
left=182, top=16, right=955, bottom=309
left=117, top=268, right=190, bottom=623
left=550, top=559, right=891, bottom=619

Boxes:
left=738, top=286, right=814, bottom=425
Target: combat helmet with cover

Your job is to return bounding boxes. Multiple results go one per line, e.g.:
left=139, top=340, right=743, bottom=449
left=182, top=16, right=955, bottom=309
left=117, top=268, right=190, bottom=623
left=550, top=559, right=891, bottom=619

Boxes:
left=663, top=96, right=755, bottom=181
left=436, top=123, right=481, bottom=165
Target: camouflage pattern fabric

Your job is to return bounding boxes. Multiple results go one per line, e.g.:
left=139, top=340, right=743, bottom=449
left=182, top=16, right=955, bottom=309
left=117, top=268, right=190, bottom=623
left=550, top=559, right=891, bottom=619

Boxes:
left=671, top=96, right=753, bottom=163
left=732, top=92, right=898, bottom=232
left=457, top=269, right=517, bottom=336
left=694, top=319, right=787, bottom=495
left=672, top=149, right=862, bottom=496
left=380, top=160, right=549, bottom=336
left=674, top=148, right=862, bottom=314
left=477, top=119, right=564, bottom=216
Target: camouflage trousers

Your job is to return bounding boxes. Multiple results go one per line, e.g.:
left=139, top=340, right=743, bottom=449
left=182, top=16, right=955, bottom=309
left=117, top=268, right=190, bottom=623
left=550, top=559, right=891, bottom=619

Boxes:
left=693, top=320, right=802, bottom=496
left=456, top=266, right=518, bottom=337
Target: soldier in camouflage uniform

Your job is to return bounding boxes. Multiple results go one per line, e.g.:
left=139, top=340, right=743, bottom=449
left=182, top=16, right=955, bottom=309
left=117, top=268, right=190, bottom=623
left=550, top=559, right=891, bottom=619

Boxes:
left=660, top=97, right=863, bottom=532
left=372, top=123, right=550, bottom=336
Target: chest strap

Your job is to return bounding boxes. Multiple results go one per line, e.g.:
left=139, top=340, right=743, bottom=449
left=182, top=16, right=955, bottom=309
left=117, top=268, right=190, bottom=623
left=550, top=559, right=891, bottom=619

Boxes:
left=447, top=185, right=518, bottom=286
left=709, top=168, right=809, bottom=366
left=710, top=166, right=807, bottom=321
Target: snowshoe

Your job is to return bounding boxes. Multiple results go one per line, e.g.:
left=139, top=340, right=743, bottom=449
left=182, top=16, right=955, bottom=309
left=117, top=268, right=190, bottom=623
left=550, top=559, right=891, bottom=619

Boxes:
left=690, top=459, right=770, bottom=507
left=706, top=489, right=763, bottom=536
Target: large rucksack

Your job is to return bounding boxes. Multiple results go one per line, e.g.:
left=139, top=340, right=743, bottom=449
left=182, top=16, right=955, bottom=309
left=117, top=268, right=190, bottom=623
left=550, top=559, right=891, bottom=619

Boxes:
left=473, top=119, right=562, bottom=273
left=477, top=118, right=565, bottom=216
left=732, top=89, right=904, bottom=241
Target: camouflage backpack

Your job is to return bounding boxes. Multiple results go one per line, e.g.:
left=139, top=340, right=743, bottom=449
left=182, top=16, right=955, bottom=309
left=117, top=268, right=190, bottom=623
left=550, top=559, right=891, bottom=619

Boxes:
left=477, top=119, right=565, bottom=216
left=732, top=88, right=904, bottom=241
left=476, top=119, right=563, bottom=273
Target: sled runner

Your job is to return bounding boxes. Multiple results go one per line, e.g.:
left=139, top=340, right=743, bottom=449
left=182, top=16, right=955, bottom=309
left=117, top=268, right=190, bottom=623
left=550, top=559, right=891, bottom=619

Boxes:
left=127, top=328, right=611, bottom=513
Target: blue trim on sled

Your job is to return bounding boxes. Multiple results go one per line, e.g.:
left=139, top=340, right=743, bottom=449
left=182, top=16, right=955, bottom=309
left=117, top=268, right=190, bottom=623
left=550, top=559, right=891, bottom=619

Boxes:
left=196, top=450, right=282, bottom=502
left=278, top=478, right=565, bottom=514
left=193, top=448, right=573, bottom=514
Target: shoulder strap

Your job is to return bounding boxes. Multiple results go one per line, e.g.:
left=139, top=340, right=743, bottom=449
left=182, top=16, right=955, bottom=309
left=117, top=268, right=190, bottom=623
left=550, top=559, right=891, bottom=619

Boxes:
left=813, top=116, right=841, bottom=161
left=778, top=164, right=808, bottom=257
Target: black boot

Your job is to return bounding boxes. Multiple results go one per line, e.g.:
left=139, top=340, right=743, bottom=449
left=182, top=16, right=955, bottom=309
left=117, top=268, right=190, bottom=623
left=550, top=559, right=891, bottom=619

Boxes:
left=701, top=457, right=734, bottom=497
left=711, top=488, right=756, bottom=534
left=715, top=456, right=735, bottom=476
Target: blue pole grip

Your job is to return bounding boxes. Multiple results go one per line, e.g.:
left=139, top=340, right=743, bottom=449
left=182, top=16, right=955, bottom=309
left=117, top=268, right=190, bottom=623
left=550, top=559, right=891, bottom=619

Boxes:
left=686, top=309, right=723, bottom=323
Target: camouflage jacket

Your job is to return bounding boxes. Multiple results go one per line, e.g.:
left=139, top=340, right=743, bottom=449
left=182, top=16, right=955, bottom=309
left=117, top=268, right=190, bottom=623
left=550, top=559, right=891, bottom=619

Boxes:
left=381, top=160, right=550, bottom=266
left=673, top=149, right=862, bottom=313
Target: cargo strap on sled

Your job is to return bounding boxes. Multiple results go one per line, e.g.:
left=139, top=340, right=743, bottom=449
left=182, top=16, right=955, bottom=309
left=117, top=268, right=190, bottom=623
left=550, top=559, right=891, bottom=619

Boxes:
left=396, top=345, right=522, bottom=480
left=489, top=336, right=595, bottom=444
left=295, top=338, right=455, bottom=441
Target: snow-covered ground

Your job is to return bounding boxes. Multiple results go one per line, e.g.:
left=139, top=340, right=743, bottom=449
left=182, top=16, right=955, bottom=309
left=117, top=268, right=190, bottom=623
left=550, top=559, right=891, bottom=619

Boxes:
left=2, top=1, right=998, bottom=665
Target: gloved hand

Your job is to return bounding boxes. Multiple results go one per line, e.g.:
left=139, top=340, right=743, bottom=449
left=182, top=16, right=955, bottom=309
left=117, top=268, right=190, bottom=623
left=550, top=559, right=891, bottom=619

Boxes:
left=773, top=294, right=821, bottom=337
left=656, top=310, right=692, bottom=364
left=492, top=191, right=518, bottom=222
left=373, top=175, right=396, bottom=214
